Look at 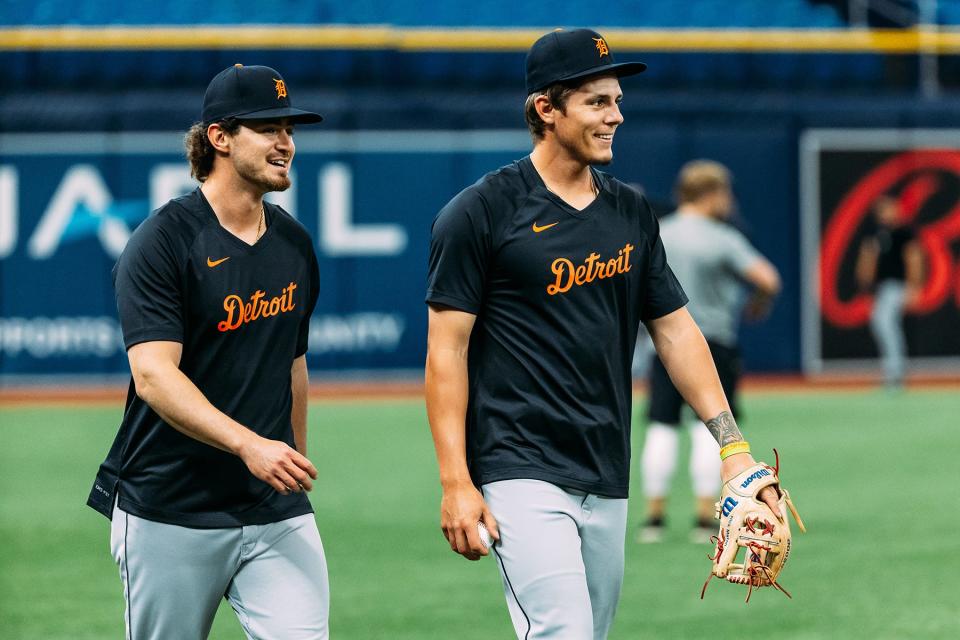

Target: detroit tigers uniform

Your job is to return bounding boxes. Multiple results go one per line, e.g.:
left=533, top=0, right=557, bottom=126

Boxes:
left=87, top=189, right=327, bottom=639
left=426, top=156, right=688, bottom=638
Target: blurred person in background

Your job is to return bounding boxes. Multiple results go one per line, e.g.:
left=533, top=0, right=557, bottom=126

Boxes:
left=855, top=195, right=924, bottom=389
left=638, top=160, right=781, bottom=544
left=86, top=64, right=328, bottom=639
left=426, top=30, right=784, bottom=639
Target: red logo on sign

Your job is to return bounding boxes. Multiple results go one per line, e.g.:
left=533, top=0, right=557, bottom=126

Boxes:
left=820, top=150, right=960, bottom=328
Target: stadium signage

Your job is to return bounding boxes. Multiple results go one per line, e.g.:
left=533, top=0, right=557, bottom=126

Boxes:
left=0, top=162, right=406, bottom=260
left=0, top=130, right=531, bottom=378
left=800, top=130, right=960, bottom=373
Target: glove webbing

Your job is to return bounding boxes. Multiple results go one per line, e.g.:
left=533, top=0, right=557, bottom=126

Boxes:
left=699, top=450, right=805, bottom=603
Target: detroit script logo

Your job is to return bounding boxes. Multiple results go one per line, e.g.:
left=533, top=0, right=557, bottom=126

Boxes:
left=546, top=243, right=634, bottom=295
left=218, top=282, right=298, bottom=332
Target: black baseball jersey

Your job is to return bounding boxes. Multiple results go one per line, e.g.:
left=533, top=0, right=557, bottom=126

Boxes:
left=87, top=188, right=319, bottom=528
left=875, top=226, right=915, bottom=282
left=426, top=156, right=687, bottom=498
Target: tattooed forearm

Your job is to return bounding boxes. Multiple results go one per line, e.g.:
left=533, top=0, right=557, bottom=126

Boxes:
left=705, top=411, right=744, bottom=447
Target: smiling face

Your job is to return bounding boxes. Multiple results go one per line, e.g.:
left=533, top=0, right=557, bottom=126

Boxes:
left=549, top=74, right=624, bottom=166
left=225, top=118, right=296, bottom=193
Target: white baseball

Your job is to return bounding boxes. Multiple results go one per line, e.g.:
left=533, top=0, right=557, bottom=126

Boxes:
left=477, top=521, right=493, bottom=549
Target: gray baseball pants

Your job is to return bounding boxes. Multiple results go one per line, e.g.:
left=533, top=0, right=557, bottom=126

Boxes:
left=482, top=479, right=628, bottom=639
left=110, top=502, right=329, bottom=639
left=870, top=280, right=907, bottom=386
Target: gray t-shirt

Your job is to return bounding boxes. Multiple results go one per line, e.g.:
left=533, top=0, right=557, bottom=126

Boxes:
left=660, top=210, right=761, bottom=347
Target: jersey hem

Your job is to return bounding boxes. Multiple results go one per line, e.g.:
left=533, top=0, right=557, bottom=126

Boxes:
left=425, top=291, right=480, bottom=315
left=116, top=495, right=314, bottom=529
left=640, top=294, right=689, bottom=323
left=473, top=467, right=628, bottom=499
left=123, top=331, right=184, bottom=350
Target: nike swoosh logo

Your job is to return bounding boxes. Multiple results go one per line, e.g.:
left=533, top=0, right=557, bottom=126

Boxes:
left=532, top=221, right=559, bottom=233
left=207, top=256, right=230, bottom=268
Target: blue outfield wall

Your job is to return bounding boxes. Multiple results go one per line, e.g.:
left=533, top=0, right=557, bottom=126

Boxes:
left=0, top=130, right=534, bottom=379
left=2, top=90, right=958, bottom=379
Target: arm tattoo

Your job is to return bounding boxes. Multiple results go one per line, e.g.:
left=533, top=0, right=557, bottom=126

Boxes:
left=705, top=411, right=744, bottom=447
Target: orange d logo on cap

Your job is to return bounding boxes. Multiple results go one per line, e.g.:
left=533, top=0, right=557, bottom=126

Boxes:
left=525, top=29, right=645, bottom=94
left=592, top=37, right=609, bottom=57
left=200, top=64, right=323, bottom=124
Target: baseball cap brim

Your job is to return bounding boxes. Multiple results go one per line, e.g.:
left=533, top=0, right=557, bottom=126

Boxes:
left=230, top=106, right=324, bottom=124
left=547, top=61, right=648, bottom=92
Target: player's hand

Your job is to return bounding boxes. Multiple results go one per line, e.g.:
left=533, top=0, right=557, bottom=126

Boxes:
left=905, top=284, right=922, bottom=308
left=439, top=480, right=500, bottom=561
left=743, top=291, right=774, bottom=321
left=720, top=451, right=782, bottom=520
left=239, top=435, right=318, bottom=495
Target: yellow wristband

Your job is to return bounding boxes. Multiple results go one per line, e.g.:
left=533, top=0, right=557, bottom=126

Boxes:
left=719, top=441, right=751, bottom=460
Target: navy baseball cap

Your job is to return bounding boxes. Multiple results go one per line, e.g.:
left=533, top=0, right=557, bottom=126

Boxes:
left=525, top=29, right=647, bottom=94
left=201, top=64, right=323, bottom=125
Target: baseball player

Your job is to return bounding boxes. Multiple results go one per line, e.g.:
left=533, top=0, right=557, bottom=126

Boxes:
left=855, top=196, right=923, bottom=388
left=425, top=29, right=783, bottom=639
left=638, top=160, right=781, bottom=545
left=86, top=64, right=328, bottom=639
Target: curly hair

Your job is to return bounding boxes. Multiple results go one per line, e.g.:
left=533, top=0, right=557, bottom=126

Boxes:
left=184, top=118, right=241, bottom=182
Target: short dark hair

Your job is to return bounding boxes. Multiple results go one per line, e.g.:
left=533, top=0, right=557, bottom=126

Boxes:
left=184, top=118, right=241, bottom=182
left=524, top=82, right=577, bottom=140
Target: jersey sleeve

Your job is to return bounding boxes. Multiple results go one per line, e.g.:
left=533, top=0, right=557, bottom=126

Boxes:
left=296, top=244, right=320, bottom=358
left=425, top=189, right=493, bottom=315
left=639, top=197, right=689, bottom=321
left=112, top=215, right=185, bottom=349
left=721, top=227, right=764, bottom=278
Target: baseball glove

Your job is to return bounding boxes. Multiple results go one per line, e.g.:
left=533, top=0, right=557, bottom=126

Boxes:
left=700, top=450, right=806, bottom=603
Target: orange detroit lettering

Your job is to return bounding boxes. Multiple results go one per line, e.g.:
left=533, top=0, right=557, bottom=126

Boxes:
left=217, top=282, right=298, bottom=332
left=547, top=243, right=633, bottom=295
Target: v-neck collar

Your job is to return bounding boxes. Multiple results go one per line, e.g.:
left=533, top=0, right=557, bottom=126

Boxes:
left=196, top=188, right=275, bottom=254
left=520, top=155, right=606, bottom=219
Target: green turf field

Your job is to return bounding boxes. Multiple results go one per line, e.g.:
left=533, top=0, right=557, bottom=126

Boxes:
left=1, top=390, right=958, bottom=639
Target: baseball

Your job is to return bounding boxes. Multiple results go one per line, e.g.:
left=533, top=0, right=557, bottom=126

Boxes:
left=477, top=522, right=493, bottom=549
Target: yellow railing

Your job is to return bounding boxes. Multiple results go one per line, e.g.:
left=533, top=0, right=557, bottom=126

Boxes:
left=0, top=25, right=957, bottom=53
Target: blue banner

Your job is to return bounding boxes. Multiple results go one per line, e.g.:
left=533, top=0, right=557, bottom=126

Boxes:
left=0, top=130, right=532, bottom=378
